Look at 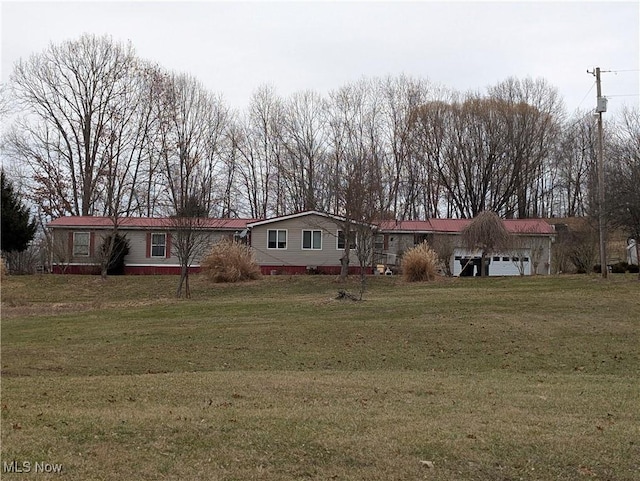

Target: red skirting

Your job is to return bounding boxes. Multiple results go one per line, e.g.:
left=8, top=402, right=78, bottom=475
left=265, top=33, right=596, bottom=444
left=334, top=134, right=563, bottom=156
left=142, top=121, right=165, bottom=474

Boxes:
left=259, top=265, right=372, bottom=276
left=51, top=264, right=370, bottom=276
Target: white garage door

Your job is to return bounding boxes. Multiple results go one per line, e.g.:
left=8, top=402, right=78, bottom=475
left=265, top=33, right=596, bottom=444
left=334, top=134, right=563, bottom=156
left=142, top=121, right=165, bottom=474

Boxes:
left=489, top=252, right=531, bottom=276
left=453, top=249, right=530, bottom=276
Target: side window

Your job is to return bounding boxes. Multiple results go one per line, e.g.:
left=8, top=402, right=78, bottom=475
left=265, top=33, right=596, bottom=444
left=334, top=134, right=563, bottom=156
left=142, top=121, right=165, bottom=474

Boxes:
left=302, top=230, right=322, bottom=250
left=73, top=232, right=90, bottom=256
left=151, top=233, right=167, bottom=257
left=268, top=230, right=287, bottom=249
left=337, top=230, right=357, bottom=250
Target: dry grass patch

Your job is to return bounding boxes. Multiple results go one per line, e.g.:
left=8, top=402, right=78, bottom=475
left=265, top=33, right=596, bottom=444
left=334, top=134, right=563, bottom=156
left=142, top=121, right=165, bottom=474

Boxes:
left=2, top=371, right=638, bottom=480
left=1, top=274, right=639, bottom=480
left=401, top=242, right=440, bottom=281
left=200, top=239, right=262, bottom=283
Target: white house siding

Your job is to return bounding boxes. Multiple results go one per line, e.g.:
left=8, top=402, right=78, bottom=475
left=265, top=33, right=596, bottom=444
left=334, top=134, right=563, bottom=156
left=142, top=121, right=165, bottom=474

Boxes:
left=249, top=213, right=361, bottom=270
left=382, top=232, right=552, bottom=277
left=51, top=226, right=236, bottom=272
left=121, top=229, right=231, bottom=267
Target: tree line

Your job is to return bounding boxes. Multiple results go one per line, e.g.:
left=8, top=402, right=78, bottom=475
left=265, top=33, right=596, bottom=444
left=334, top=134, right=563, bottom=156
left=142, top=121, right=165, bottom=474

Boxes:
left=2, top=34, right=639, bottom=230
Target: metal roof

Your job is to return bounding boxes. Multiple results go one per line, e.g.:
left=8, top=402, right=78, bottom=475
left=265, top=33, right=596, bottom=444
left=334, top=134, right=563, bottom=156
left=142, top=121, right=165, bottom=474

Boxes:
left=48, top=215, right=555, bottom=235
left=379, top=218, right=554, bottom=235
left=47, top=216, right=258, bottom=230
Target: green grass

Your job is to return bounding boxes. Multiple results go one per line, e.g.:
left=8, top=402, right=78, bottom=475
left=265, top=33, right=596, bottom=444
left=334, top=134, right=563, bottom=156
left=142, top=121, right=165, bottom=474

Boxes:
left=1, top=274, right=639, bottom=480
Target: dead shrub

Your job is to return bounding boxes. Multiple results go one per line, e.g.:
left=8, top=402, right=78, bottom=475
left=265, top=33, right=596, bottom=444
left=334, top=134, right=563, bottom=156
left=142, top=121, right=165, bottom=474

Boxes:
left=401, top=242, right=439, bottom=282
left=201, top=239, right=261, bottom=283
left=1, top=256, right=7, bottom=278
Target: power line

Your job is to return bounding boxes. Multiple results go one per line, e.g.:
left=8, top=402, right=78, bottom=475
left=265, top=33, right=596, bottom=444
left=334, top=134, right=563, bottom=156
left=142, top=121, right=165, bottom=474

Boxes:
left=576, top=81, right=596, bottom=110
left=606, top=93, right=640, bottom=98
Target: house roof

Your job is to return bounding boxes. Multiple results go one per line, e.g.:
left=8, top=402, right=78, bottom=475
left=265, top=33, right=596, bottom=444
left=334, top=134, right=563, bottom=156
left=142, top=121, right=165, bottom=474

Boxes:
left=48, top=214, right=555, bottom=235
left=47, top=216, right=258, bottom=230
left=377, top=220, right=433, bottom=232
left=246, top=210, right=375, bottom=228
left=379, top=218, right=555, bottom=235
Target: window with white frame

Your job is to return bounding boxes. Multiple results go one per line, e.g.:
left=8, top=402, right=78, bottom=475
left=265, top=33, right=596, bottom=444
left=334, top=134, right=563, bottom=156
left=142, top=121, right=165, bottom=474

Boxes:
left=73, top=232, right=90, bottom=256
left=151, top=233, right=167, bottom=257
left=302, top=230, right=322, bottom=250
left=267, top=229, right=287, bottom=249
left=337, top=230, right=357, bottom=250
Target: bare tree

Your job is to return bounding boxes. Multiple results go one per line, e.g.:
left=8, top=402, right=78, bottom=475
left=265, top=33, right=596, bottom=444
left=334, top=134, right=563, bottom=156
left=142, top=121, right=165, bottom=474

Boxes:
left=234, top=86, right=285, bottom=218
left=461, top=211, right=511, bottom=277
left=170, top=215, right=215, bottom=298
left=488, top=77, right=563, bottom=218
left=325, top=80, right=385, bottom=285
left=7, top=34, right=141, bottom=217
left=550, top=113, right=597, bottom=217
left=278, top=90, right=329, bottom=212
left=507, top=227, right=547, bottom=276
left=606, top=107, right=640, bottom=278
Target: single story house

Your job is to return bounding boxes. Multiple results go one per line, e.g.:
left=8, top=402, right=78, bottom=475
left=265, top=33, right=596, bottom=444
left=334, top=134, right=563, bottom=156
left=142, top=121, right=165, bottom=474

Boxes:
left=48, top=211, right=556, bottom=276
left=47, top=216, right=256, bottom=275
left=247, top=211, right=372, bottom=275
left=378, top=218, right=555, bottom=276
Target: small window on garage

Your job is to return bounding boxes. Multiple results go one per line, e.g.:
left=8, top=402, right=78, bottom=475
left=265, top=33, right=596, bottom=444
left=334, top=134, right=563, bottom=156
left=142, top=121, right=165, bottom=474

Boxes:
left=503, top=256, right=510, bottom=261
left=493, top=256, right=500, bottom=261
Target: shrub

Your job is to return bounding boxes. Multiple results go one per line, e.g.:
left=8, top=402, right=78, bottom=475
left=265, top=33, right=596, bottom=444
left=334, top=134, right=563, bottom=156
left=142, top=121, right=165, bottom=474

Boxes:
left=201, top=239, right=261, bottom=283
left=100, top=233, right=130, bottom=275
left=611, top=261, right=629, bottom=274
left=628, top=264, right=639, bottom=273
left=401, top=242, right=440, bottom=282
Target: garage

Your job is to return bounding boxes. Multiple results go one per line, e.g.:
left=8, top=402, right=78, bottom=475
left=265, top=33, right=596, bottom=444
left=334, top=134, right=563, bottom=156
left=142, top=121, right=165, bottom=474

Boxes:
left=452, top=248, right=531, bottom=276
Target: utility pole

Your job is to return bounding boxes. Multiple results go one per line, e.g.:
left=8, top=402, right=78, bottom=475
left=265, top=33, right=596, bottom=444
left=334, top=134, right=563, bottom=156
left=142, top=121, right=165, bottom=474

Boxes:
left=588, top=67, right=608, bottom=278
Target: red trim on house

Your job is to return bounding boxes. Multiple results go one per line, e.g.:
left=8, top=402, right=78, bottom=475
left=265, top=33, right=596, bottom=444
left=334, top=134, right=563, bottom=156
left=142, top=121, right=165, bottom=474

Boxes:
left=52, top=264, right=202, bottom=275
left=51, top=263, right=371, bottom=276
left=52, top=264, right=101, bottom=275
left=259, top=265, right=372, bottom=276
left=124, top=265, right=201, bottom=275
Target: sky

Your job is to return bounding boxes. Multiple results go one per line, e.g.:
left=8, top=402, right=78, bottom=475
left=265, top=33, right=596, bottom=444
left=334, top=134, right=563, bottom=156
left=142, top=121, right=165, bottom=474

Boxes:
left=1, top=0, right=639, bottom=117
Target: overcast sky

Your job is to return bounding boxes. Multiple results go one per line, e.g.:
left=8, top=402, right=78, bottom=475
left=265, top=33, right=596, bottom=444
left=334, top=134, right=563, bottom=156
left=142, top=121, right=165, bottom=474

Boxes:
left=1, top=1, right=639, bottom=117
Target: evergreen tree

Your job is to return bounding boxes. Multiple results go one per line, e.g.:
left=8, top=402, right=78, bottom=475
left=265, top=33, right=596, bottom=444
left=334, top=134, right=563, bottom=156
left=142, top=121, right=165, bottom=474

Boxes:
left=1, top=170, right=37, bottom=253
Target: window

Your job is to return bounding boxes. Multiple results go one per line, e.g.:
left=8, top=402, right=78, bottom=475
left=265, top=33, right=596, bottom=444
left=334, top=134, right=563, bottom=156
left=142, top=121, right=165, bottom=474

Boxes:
left=268, top=229, right=287, bottom=249
left=73, top=232, right=90, bottom=256
left=151, top=233, right=166, bottom=257
left=493, top=256, right=500, bottom=261
left=502, top=256, right=510, bottom=261
left=302, top=230, right=322, bottom=250
left=374, top=234, right=385, bottom=251
left=337, top=230, right=357, bottom=250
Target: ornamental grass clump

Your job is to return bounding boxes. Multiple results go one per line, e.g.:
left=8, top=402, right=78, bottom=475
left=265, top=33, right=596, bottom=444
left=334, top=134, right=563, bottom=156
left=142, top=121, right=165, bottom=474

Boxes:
left=201, top=239, right=262, bottom=283
left=401, top=242, right=440, bottom=282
